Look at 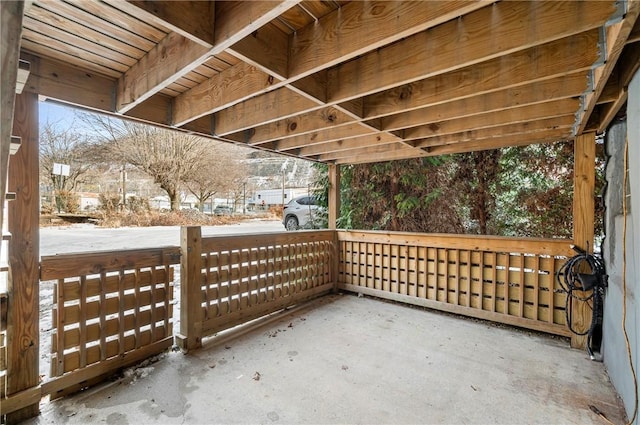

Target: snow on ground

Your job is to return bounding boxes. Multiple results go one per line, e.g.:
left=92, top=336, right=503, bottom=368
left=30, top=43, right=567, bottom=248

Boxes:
left=38, top=219, right=283, bottom=380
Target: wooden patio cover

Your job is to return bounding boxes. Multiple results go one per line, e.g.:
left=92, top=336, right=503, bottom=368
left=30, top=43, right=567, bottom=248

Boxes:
left=6, top=0, right=640, bottom=166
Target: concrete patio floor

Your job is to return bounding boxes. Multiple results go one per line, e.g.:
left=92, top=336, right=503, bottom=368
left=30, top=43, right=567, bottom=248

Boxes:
left=26, top=293, right=625, bottom=424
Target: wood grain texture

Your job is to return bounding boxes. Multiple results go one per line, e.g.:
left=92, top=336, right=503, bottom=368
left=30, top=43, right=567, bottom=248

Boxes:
left=177, top=226, right=204, bottom=351
left=1, top=0, right=24, bottom=251
left=7, top=91, right=40, bottom=422
left=571, top=132, right=596, bottom=349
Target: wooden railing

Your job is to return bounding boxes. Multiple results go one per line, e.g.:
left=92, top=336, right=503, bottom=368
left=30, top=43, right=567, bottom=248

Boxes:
left=337, top=230, right=574, bottom=336
left=39, top=247, right=179, bottom=399
left=177, top=227, right=335, bottom=351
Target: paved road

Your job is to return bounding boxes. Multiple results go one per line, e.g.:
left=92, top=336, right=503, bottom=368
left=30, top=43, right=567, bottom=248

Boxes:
left=40, top=219, right=284, bottom=256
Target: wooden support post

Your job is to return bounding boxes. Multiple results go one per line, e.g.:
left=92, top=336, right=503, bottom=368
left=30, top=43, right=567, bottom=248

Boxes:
left=176, top=226, right=203, bottom=352
left=328, top=164, right=340, bottom=230
left=571, top=132, right=596, bottom=349
left=328, top=165, right=341, bottom=288
left=0, top=1, right=25, bottom=255
left=6, top=91, right=40, bottom=422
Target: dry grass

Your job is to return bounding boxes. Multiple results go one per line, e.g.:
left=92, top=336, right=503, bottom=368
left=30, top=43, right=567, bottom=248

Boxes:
left=96, top=209, right=281, bottom=228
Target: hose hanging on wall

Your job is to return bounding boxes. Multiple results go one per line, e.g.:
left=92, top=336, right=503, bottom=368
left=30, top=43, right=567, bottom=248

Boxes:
left=556, top=243, right=608, bottom=360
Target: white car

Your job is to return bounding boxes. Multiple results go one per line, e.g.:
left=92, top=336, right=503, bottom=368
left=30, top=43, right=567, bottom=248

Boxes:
left=282, top=195, right=323, bottom=231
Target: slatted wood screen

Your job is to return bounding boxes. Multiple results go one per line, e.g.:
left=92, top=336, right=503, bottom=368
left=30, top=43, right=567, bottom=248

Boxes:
left=337, top=231, right=573, bottom=336
left=40, top=247, right=179, bottom=398
left=196, top=231, right=335, bottom=339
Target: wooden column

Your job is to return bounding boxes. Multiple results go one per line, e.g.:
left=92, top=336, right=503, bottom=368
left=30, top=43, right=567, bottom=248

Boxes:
left=6, top=91, right=40, bottom=422
left=0, top=0, right=25, bottom=251
left=571, top=132, right=596, bottom=349
left=176, top=226, right=203, bottom=352
left=328, top=164, right=340, bottom=230
left=328, top=164, right=341, bottom=288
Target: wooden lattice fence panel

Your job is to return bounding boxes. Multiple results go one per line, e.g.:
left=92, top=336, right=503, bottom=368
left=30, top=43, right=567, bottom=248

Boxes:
left=40, top=247, right=179, bottom=398
left=337, top=231, right=573, bottom=336
left=197, top=231, right=335, bottom=338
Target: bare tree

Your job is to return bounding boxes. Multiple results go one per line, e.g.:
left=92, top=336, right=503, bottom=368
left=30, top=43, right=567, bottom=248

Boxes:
left=40, top=119, right=98, bottom=212
left=184, top=144, right=248, bottom=212
left=85, top=114, right=247, bottom=211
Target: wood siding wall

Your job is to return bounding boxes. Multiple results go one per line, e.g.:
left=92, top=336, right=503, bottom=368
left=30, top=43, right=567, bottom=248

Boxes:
left=337, top=231, right=574, bottom=336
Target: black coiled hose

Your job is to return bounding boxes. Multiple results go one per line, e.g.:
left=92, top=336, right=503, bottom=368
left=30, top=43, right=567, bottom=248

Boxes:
left=556, top=246, right=608, bottom=360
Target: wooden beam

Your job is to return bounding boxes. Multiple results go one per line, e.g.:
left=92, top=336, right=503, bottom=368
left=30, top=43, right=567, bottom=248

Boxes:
left=335, top=148, right=428, bottom=165
left=275, top=123, right=377, bottom=152
left=365, top=34, right=599, bottom=118
left=7, top=91, right=40, bottom=423
left=597, top=42, right=640, bottom=132
left=403, top=98, right=579, bottom=141
left=577, top=0, right=640, bottom=134
left=319, top=142, right=424, bottom=162
left=421, top=130, right=572, bottom=157
left=1, top=0, right=24, bottom=256
left=172, top=62, right=277, bottom=127
left=123, top=1, right=216, bottom=46
left=116, top=32, right=211, bottom=113
left=299, top=132, right=399, bottom=157
left=328, top=165, right=340, bottom=230
left=116, top=1, right=301, bottom=113
left=174, top=1, right=490, bottom=128
left=378, top=73, right=588, bottom=130
left=24, top=54, right=116, bottom=112
left=326, top=2, right=615, bottom=102
left=571, top=132, right=596, bottom=349
left=288, top=1, right=492, bottom=80
left=413, top=116, right=575, bottom=149
left=214, top=30, right=601, bottom=137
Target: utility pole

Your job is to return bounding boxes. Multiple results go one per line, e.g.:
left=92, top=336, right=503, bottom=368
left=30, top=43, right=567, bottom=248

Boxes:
left=243, top=182, right=246, bottom=214
left=121, top=163, right=126, bottom=211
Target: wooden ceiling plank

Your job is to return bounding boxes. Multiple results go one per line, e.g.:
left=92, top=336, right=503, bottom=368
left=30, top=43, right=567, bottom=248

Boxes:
left=116, top=32, right=211, bottom=112
left=289, top=1, right=493, bottom=80
left=25, top=4, right=146, bottom=59
left=117, top=1, right=300, bottom=114
left=122, top=1, right=215, bottom=46
left=38, top=0, right=159, bottom=50
left=173, top=62, right=276, bottom=127
left=577, top=0, right=640, bottom=134
left=68, top=0, right=168, bottom=42
left=22, top=16, right=137, bottom=67
left=299, top=132, right=399, bottom=157
left=275, top=123, right=377, bottom=152
left=413, top=116, right=576, bottom=148
left=21, top=28, right=131, bottom=73
left=365, top=35, right=600, bottom=119
left=226, top=23, right=289, bottom=80
left=326, top=2, right=616, bottom=102
left=20, top=39, right=122, bottom=78
left=22, top=54, right=116, bottom=112
left=379, top=73, right=588, bottom=132
left=176, top=1, right=489, bottom=129
left=422, top=130, right=572, bottom=157
left=403, top=98, right=579, bottom=141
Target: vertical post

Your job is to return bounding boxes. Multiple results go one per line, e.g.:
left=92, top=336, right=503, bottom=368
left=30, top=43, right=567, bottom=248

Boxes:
left=328, top=164, right=340, bottom=230
left=328, top=165, right=341, bottom=288
left=572, top=132, right=596, bottom=349
left=177, top=226, right=203, bottom=351
left=6, top=91, right=40, bottom=422
left=0, top=0, right=25, bottom=252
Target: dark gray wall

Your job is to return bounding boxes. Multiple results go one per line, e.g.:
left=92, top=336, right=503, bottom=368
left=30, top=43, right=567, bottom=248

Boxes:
left=603, top=69, right=639, bottom=423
